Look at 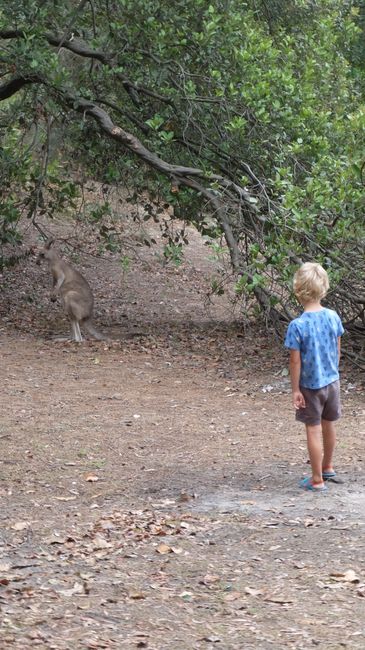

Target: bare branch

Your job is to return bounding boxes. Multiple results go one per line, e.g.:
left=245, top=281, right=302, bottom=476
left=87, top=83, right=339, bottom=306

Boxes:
left=0, top=75, right=42, bottom=100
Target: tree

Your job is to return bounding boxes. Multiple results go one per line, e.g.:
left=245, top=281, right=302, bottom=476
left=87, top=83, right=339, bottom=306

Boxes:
left=0, top=0, right=364, bottom=365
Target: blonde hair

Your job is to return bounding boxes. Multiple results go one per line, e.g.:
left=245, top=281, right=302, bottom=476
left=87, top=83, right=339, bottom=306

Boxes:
left=293, top=262, right=329, bottom=304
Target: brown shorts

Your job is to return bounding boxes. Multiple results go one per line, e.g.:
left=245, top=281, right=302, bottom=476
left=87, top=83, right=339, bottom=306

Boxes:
left=295, top=380, right=341, bottom=426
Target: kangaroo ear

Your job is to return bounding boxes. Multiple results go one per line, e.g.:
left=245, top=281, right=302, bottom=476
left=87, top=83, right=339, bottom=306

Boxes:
left=45, top=238, right=55, bottom=250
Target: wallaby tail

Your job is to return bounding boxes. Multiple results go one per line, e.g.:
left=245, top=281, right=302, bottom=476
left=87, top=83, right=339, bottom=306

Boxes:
left=83, top=318, right=106, bottom=341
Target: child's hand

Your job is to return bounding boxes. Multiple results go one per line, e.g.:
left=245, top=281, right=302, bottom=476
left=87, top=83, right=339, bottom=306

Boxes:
left=293, top=390, right=306, bottom=410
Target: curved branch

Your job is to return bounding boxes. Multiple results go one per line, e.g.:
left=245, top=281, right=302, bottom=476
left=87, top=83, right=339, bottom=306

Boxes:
left=73, top=97, right=207, bottom=175
left=64, top=94, right=260, bottom=217
left=0, top=29, right=25, bottom=39
left=0, top=29, right=171, bottom=105
left=0, top=74, right=42, bottom=100
left=57, top=88, right=261, bottom=273
left=0, top=74, right=258, bottom=216
left=97, top=97, right=150, bottom=135
left=47, top=33, right=109, bottom=64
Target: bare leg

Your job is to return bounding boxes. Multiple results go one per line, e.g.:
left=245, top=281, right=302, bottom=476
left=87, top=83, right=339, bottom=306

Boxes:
left=306, top=424, right=324, bottom=486
left=322, top=419, right=336, bottom=473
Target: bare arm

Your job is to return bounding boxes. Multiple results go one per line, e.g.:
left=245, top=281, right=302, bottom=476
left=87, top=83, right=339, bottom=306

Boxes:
left=289, top=349, right=306, bottom=409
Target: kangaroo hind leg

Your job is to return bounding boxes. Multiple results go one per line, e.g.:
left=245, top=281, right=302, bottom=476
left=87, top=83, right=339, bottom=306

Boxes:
left=70, top=318, right=83, bottom=342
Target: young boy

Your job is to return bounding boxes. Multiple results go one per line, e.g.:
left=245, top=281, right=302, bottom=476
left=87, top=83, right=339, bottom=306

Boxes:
left=285, top=262, right=344, bottom=491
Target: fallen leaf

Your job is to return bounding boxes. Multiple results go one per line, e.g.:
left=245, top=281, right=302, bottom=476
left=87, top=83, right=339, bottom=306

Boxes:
left=91, top=534, right=113, bottom=550
left=58, top=581, right=84, bottom=596
left=54, top=496, right=77, bottom=501
left=245, top=586, right=263, bottom=596
left=179, top=591, right=193, bottom=601
left=170, top=546, right=183, bottom=554
left=200, top=574, right=220, bottom=586
left=330, top=569, right=360, bottom=583
left=264, top=595, right=293, bottom=604
left=11, top=521, right=30, bottom=531
left=128, top=591, right=146, bottom=600
left=85, top=474, right=99, bottom=482
left=304, top=518, right=317, bottom=528
left=156, top=543, right=172, bottom=554
left=178, top=491, right=196, bottom=502
left=44, top=535, right=70, bottom=545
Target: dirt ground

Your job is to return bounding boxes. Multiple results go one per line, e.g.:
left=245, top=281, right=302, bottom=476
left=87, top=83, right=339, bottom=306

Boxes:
left=0, top=218, right=365, bottom=650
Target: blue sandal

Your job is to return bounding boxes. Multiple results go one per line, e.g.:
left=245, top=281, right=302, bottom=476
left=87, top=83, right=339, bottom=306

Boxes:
left=299, top=476, right=328, bottom=492
left=322, top=470, right=336, bottom=480
left=322, top=471, right=344, bottom=484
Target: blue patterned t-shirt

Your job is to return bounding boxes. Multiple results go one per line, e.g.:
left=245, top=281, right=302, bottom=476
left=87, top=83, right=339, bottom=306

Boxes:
left=284, top=308, right=344, bottom=389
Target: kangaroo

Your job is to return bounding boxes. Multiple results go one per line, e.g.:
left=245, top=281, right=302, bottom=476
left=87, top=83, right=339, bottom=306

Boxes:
left=38, top=239, right=104, bottom=342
